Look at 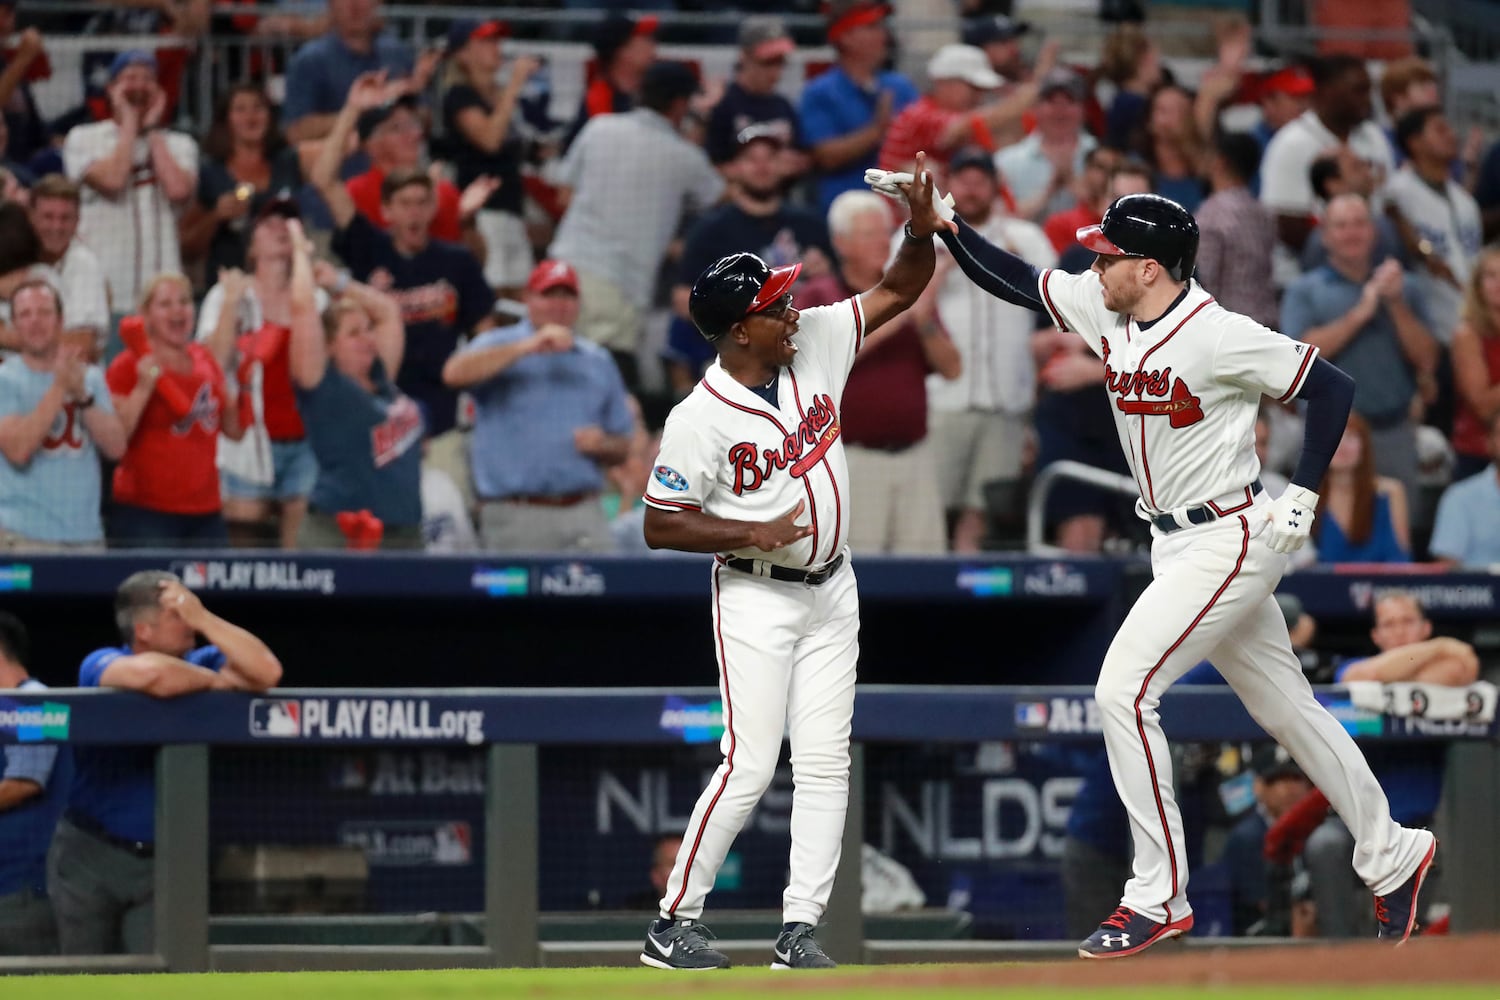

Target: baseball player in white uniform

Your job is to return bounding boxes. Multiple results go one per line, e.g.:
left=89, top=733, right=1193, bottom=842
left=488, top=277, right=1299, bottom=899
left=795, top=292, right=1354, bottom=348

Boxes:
left=865, top=154, right=1437, bottom=957
left=636, top=175, right=939, bottom=971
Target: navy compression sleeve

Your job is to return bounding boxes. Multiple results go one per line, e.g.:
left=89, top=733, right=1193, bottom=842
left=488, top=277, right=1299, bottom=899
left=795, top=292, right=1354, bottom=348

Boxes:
left=1289, top=356, right=1355, bottom=490
left=937, top=216, right=1046, bottom=311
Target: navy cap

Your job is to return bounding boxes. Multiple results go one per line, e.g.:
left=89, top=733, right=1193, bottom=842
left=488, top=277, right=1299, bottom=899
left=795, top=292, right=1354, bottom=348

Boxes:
left=356, top=94, right=422, bottom=142
left=962, top=14, right=1031, bottom=47
left=446, top=18, right=508, bottom=52
left=949, top=145, right=997, bottom=177
left=593, top=12, right=659, bottom=64
left=109, top=49, right=157, bottom=80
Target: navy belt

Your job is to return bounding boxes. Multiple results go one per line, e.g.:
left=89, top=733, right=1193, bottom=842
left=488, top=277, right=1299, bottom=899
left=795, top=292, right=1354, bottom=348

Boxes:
left=1151, top=479, right=1262, bottom=535
left=64, top=810, right=154, bottom=859
left=724, top=552, right=845, bottom=586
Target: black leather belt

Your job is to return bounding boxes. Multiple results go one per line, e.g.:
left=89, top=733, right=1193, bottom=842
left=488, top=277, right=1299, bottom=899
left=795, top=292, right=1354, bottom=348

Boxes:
left=724, top=552, right=845, bottom=586
left=1151, top=479, right=1262, bottom=535
left=65, top=810, right=154, bottom=859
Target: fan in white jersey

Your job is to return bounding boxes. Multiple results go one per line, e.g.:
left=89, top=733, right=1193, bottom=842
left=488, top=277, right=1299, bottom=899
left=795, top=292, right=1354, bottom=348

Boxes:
left=635, top=158, right=941, bottom=972
left=864, top=165, right=1439, bottom=958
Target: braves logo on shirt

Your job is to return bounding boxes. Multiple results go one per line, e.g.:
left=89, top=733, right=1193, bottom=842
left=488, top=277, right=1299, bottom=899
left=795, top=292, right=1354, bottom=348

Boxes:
left=42, top=404, right=87, bottom=453
left=1101, top=336, right=1204, bottom=428
left=727, top=392, right=840, bottom=495
left=371, top=395, right=423, bottom=468
left=172, top=383, right=220, bottom=436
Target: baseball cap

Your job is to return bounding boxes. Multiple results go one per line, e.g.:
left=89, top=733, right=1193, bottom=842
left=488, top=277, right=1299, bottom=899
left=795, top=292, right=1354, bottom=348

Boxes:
left=949, top=145, right=997, bottom=178
left=446, top=19, right=509, bottom=52
left=253, top=189, right=300, bottom=223
left=735, top=122, right=788, bottom=152
left=927, top=43, right=1004, bottom=89
left=1038, top=66, right=1086, bottom=101
left=357, top=94, right=421, bottom=142
left=739, top=15, right=795, bottom=61
left=593, top=12, right=660, bottom=64
left=826, top=1, right=890, bottom=44
left=962, top=14, right=1031, bottom=47
left=109, top=49, right=157, bottom=80
left=1251, top=744, right=1305, bottom=782
left=527, top=259, right=579, bottom=295
left=1260, top=66, right=1316, bottom=99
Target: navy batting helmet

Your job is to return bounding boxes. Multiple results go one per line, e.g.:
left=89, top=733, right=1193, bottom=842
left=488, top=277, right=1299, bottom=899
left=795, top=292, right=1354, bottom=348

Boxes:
left=1076, top=193, right=1199, bottom=282
left=689, top=252, right=803, bottom=342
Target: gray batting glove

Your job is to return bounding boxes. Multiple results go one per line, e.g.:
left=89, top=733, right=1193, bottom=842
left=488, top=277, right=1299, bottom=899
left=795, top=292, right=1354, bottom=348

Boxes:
left=864, top=168, right=957, bottom=221
left=1264, top=485, right=1319, bottom=553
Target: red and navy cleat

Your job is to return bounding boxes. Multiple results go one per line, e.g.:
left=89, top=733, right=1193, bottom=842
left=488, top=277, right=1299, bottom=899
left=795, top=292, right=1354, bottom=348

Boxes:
left=1078, top=905, right=1194, bottom=959
left=1375, top=833, right=1438, bottom=944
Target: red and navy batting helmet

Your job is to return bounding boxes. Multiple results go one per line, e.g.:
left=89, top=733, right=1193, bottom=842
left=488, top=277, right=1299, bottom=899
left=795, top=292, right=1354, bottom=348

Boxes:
left=688, top=252, right=802, bottom=342
left=1076, top=193, right=1199, bottom=282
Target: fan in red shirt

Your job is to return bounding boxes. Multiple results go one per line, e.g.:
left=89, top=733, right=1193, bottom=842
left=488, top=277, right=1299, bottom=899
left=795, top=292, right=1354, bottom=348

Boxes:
left=878, top=40, right=1058, bottom=189
left=107, top=273, right=243, bottom=547
left=346, top=95, right=465, bottom=243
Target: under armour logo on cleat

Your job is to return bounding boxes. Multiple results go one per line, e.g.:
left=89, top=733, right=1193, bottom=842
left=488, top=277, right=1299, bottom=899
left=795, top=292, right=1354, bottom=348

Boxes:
left=1100, top=933, right=1131, bottom=948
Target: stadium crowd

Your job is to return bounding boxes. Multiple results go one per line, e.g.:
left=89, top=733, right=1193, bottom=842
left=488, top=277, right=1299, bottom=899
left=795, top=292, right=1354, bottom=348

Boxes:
left=0, top=0, right=1493, bottom=565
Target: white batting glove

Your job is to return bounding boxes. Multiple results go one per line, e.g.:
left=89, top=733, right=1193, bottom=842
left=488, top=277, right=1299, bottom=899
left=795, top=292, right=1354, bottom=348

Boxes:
left=863, top=168, right=956, bottom=221
left=1264, top=485, right=1319, bottom=554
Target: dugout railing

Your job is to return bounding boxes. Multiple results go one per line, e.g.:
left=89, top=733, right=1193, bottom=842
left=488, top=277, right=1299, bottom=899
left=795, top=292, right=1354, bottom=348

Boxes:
left=0, top=684, right=1495, bottom=974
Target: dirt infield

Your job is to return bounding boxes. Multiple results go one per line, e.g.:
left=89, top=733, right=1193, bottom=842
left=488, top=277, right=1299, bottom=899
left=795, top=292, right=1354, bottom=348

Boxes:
left=810, top=934, right=1500, bottom=993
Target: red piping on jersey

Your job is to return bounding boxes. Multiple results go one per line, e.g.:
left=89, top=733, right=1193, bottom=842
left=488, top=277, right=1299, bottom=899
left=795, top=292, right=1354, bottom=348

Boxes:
left=700, top=379, right=820, bottom=565
left=668, top=564, right=736, bottom=919
left=1276, top=346, right=1318, bottom=403
left=1206, top=486, right=1253, bottom=517
left=788, top=369, right=841, bottom=565
left=1129, top=298, right=1215, bottom=510
left=1132, top=514, right=1250, bottom=920
left=644, top=495, right=701, bottom=512
left=1039, top=270, right=1069, bottom=332
left=852, top=295, right=866, bottom=350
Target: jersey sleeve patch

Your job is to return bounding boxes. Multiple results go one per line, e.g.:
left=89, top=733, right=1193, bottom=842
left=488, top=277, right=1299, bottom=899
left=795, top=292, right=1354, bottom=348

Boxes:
left=654, top=465, right=691, bottom=492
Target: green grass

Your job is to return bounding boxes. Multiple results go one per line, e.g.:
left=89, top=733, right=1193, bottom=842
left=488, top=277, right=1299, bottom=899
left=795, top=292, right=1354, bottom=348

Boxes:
left=3, top=969, right=1496, bottom=1000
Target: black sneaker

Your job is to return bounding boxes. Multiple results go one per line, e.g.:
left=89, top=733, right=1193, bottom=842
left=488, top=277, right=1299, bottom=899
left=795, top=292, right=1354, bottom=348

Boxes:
left=1375, top=833, right=1438, bottom=944
left=771, top=922, right=837, bottom=970
left=640, top=919, right=731, bottom=970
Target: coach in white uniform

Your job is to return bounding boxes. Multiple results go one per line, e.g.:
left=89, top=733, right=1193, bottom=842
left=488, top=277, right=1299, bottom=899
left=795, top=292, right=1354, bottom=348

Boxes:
left=866, top=157, right=1437, bottom=958
left=636, top=173, right=939, bottom=971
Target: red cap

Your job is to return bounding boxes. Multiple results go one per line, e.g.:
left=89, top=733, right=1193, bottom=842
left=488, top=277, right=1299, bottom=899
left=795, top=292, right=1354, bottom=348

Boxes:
left=1260, top=66, right=1315, bottom=99
left=747, top=262, right=802, bottom=313
left=634, top=14, right=661, bottom=37
left=1075, top=224, right=1130, bottom=257
left=827, top=3, right=890, bottom=44
left=473, top=21, right=509, bottom=41
left=527, top=259, right=580, bottom=295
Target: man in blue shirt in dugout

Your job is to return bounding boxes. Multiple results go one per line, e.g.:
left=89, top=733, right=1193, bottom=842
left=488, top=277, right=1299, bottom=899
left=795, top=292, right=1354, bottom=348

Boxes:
left=50, top=571, right=281, bottom=955
left=0, top=612, right=71, bottom=955
left=443, top=259, right=635, bottom=553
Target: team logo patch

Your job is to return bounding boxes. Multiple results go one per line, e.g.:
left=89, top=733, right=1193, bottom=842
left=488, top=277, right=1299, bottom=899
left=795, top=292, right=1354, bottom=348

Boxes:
left=654, top=466, right=690, bottom=492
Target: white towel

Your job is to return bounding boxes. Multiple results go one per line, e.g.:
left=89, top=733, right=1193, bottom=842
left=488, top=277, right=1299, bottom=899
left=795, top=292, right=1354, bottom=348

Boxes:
left=1345, top=680, right=1498, bottom=723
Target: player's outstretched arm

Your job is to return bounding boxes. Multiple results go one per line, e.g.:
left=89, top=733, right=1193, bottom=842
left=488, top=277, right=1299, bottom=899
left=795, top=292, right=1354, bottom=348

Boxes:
left=867, top=156, right=1046, bottom=312
left=643, top=501, right=812, bottom=555
left=857, top=153, right=939, bottom=332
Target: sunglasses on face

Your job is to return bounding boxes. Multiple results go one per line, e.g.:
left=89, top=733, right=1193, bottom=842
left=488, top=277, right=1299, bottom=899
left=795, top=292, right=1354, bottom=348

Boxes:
left=753, top=293, right=796, bottom=321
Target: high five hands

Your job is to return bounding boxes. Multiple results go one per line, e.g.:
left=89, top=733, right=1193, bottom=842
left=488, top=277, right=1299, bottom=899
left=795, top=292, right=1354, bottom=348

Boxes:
left=863, top=151, right=958, bottom=237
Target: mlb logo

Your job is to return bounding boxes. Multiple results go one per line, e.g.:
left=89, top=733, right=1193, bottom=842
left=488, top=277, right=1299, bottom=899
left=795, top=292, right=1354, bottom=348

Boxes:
left=249, top=699, right=301, bottom=738
left=1015, top=702, right=1049, bottom=729
left=177, top=562, right=208, bottom=588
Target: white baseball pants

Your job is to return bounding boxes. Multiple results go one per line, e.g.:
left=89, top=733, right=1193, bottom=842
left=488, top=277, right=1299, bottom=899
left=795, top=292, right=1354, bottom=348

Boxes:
left=659, top=559, right=859, bottom=927
left=1096, top=505, right=1433, bottom=924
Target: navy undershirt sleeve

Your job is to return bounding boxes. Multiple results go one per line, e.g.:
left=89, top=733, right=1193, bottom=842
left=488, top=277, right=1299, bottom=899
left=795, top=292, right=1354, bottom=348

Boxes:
left=937, top=216, right=1046, bottom=311
left=1289, top=357, right=1355, bottom=491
